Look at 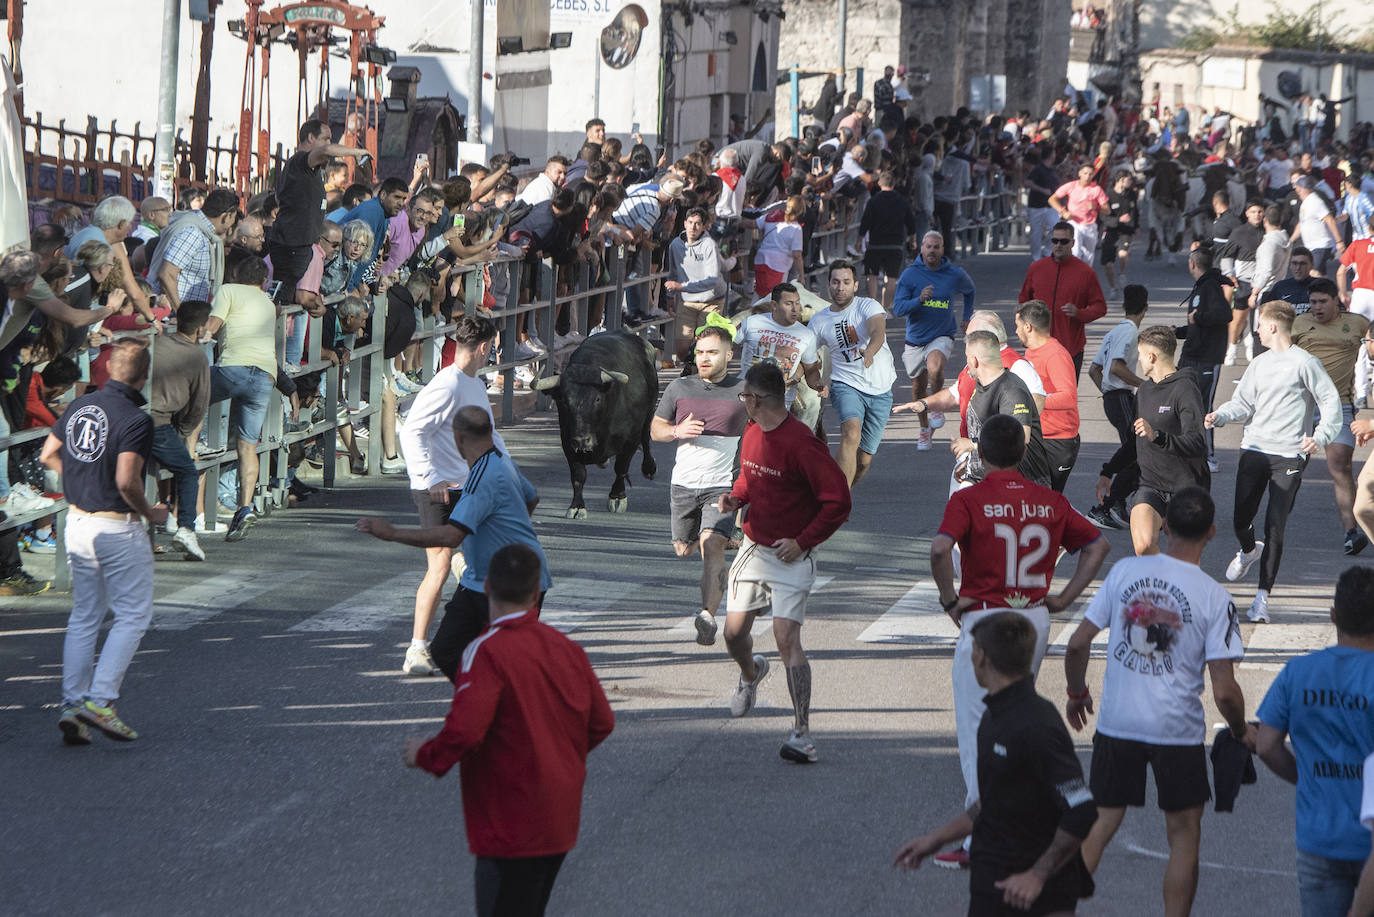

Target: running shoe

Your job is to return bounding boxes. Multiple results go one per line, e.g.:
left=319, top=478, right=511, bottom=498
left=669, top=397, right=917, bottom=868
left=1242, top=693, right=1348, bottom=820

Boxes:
left=694, top=610, right=718, bottom=646
left=171, top=527, right=206, bottom=561
left=402, top=643, right=440, bottom=676
left=780, top=730, right=817, bottom=764
left=1223, top=343, right=1238, bottom=367
left=928, top=411, right=945, bottom=429
left=729, top=654, right=770, bottom=718
left=917, top=429, right=932, bottom=451
left=1225, top=541, right=1263, bottom=581
left=1345, top=528, right=1369, bottom=556
left=451, top=551, right=468, bottom=580
left=58, top=706, right=92, bottom=746
left=0, top=570, right=50, bottom=596
left=224, top=507, right=259, bottom=543
left=933, top=848, right=970, bottom=870
left=1109, top=503, right=1131, bottom=529
left=380, top=454, right=407, bottom=474
left=21, top=531, right=57, bottom=554
left=1247, top=592, right=1270, bottom=624
left=1086, top=504, right=1125, bottom=530
left=77, top=700, right=139, bottom=741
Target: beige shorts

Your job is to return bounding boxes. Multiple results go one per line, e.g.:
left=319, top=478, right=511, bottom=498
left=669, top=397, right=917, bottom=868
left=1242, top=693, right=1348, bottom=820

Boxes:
left=678, top=299, right=725, bottom=337
left=726, top=535, right=817, bottom=623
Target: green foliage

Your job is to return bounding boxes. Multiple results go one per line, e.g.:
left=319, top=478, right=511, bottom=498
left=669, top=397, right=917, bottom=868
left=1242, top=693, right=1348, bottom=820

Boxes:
left=1176, top=1, right=1345, bottom=52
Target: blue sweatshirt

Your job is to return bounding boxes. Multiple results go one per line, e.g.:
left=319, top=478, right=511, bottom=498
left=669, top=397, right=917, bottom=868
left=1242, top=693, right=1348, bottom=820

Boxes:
left=892, top=257, right=976, bottom=345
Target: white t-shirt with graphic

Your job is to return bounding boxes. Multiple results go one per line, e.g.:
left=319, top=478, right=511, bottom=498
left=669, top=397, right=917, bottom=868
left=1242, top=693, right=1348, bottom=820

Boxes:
left=735, top=313, right=820, bottom=407
left=807, top=296, right=897, bottom=396
left=1083, top=553, right=1244, bottom=745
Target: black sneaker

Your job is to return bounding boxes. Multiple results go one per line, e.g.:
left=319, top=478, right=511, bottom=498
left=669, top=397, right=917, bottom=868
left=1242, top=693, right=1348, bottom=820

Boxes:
left=0, top=570, right=51, bottom=596
left=1345, top=528, right=1369, bottom=556
left=225, top=507, right=258, bottom=542
left=288, top=479, right=314, bottom=501
left=1109, top=503, right=1131, bottom=529
left=1085, top=504, right=1124, bottom=530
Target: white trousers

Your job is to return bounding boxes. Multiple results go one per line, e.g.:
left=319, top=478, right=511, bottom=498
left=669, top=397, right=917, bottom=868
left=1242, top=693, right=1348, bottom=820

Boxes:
left=952, top=606, right=1052, bottom=809
left=1027, top=207, right=1058, bottom=261
left=1071, top=220, right=1099, bottom=265
left=62, top=514, right=155, bottom=707
left=1351, top=288, right=1374, bottom=401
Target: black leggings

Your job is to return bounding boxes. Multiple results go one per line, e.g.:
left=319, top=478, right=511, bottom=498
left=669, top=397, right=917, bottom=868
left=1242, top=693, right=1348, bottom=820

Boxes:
left=934, top=199, right=956, bottom=257
left=1101, top=389, right=1139, bottom=509
left=1181, top=360, right=1220, bottom=458
left=1233, top=449, right=1306, bottom=591
left=475, top=852, right=567, bottom=917
left=431, top=586, right=547, bottom=682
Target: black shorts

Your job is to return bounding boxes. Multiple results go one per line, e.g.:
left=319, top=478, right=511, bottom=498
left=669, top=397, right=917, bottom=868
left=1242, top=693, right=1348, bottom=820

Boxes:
left=1129, top=485, right=1170, bottom=518
left=1089, top=732, right=1211, bottom=812
left=1099, top=230, right=1132, bottom=264
left=863, top=248, right=904, bottom=279
left=1233, top=280, right=1253, bottom=309
left=412, top=487, right=462, bottom=529
left=968, top=881, right=1081, bottom=917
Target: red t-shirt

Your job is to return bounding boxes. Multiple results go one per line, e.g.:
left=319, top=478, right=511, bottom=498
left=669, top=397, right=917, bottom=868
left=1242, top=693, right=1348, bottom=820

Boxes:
left=730, top=414, right=851, bottom=550
left=1340, top=238, right=1374, bottom=292
left=1024, top=339, right=1079, bottom=439
left=937, top=469, right=1101, bottom=607
left=956, top=345, right=1026, bottom=438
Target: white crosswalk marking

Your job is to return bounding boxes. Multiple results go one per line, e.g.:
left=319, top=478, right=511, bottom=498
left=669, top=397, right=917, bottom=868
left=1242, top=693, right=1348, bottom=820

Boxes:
left=539, top=577, right=644, bottom=633
left=856, top=581, right=957, bottom=645
left=1043, top=610, right=1112, bottom=657
left=152, top=569, right=311, bottom=631
left=666, top=575, right=835, bottom=637
left=289, top=573, right=417, bottom=633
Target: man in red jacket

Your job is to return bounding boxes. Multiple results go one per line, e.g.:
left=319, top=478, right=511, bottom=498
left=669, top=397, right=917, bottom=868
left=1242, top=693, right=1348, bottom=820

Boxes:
left=717, top=362, right=852, bottom=764
left=1019, top=221, right=1108, bottom=377
left=405, top=543, right=614, bottom=917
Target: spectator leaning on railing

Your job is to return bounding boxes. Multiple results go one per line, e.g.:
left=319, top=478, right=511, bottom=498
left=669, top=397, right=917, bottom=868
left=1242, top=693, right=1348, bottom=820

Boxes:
left=148, top=188, right=240, bottom=312
left=149, top=299, right=213, bottom=561
left=65, top=195, right=159, bottom=325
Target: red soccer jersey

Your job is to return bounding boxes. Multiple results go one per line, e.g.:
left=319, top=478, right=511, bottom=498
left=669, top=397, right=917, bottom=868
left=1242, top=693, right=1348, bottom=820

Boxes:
left=937, top=469, right=1101, bottom=607
left=1340, top=238, right=1374, bottom=292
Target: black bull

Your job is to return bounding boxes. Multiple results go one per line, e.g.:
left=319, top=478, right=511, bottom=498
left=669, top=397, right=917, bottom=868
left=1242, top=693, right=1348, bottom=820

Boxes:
left=532, top=331, right=658, bottom=518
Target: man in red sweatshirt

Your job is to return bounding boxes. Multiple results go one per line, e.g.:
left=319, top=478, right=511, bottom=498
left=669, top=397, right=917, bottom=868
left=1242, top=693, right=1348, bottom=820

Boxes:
left=405, top=543, right=614, bottom=917
left=717, top=362, right=852, bottom=764
left=1018, top=221, right=1107, bottom=377
left=1015, top=299, right=1081, bottom=492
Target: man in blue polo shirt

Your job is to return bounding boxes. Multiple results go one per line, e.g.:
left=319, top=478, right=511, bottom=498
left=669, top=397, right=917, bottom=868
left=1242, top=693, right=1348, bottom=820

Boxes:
left=355, top=405, right=551, bottom=681
left=40, top=340, right=169, bottom=745
left=1257, top=565, right=1374, bottom=915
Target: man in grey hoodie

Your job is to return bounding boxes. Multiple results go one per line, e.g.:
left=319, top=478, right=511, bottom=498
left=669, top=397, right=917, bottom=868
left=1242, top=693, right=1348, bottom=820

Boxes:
left=913, top=150, right=936, bottom=245
left=934, top=137, right=972, bottom=258
left=666, top=207, right=730, bottom=363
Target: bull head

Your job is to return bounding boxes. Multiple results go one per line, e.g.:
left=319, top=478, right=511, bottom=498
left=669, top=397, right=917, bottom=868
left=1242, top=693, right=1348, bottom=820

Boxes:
left=533, top=370, right=628, bottom=390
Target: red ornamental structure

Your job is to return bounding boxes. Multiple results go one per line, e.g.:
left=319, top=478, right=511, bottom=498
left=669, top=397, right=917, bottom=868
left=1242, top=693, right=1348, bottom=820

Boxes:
left=233, top=0, right=387, bottom=194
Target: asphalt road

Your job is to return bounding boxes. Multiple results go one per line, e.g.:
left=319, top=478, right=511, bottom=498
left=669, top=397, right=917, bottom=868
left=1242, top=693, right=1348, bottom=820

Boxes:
left=3, top=241, right=1365, bottom=916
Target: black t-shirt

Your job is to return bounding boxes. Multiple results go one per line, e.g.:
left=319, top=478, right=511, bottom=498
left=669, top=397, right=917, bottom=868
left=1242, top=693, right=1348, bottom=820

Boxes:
left=1103, top=189, right=1138, bottom=234
left=516, top=201, right=559, bottom=253
left=1263, top=277, right=1313, bottom=315
left=58, top=380, right=154, bottom=513
left=858, top=190, right=916, bottom=247
left=971, top=678, right=1097, bottom=901
left=1027, top=163, right=1059, bottom=209
left=1208, top=210, right=1241, bottom=246
left=270, top=149, right=327, bottom=248
left=967, top=371, right=1050, bottom=486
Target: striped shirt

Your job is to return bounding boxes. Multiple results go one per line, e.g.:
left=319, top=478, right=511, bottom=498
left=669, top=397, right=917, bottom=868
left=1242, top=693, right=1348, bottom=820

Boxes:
left=1341, top=191, right=1374, bottom=241
left=613, top=188, right=663, bottom=234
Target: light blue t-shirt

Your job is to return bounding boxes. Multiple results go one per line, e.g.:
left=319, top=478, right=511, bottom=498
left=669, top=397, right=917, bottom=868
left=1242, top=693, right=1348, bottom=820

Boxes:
left=1257, top=646, right=1374, bottom=861
left=65, top=225, right=107, bottom=259
left=447, top=448, right=553, bottom=594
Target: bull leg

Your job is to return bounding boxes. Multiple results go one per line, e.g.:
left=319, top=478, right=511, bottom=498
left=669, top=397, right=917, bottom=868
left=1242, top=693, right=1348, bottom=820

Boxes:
left=640, top=419, right=656, bottom=481
left=608, top=448, right=634, bottom=514
left=567, top=459, right=589, bottom=520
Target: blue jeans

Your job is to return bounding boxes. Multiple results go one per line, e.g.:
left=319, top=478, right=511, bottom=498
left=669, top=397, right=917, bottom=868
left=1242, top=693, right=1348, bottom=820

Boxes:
left=285, top=313, right=308, bottom=366
left=1296, top=848, right=1363, bottom=917
left=210, top=365, right=273, bottom=443
left=151, top=425, right=199, bottom=530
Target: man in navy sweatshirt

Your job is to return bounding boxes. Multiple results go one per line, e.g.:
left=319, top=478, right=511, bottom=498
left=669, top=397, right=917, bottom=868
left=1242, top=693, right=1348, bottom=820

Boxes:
left=893, top=231, right=975, bottom=450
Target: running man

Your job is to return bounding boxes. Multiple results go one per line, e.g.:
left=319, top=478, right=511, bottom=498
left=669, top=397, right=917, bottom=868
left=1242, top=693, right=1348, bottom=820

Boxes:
left=894, top=612, right=1098, bottom=914
left=1014, top=299, right=1080, bottom=492
left=1049, top=162, right=1110, bottom=265
left=1129, top=325, right=1210, bottom=556
left=396, top=316, right=501, bottom=676
left=808, top=260, right=898, bottom=486
left=1087, top=285, right=1149, bottom=529
left=892, top=231, right=975, bottom=450
left=1100, top=171, right=1139, bottom=298
left=1291, top=278, right=1371, bottom=555
left=1176, top=246, right=1235, bottom=474
left=950, top=331, right=1052, bottom=488
left=733, top=283, right=824, bottom=431
left=928, top=413, right=1109, bottom=869
left=651, top=324, right=749, bottom=647
left=1064, top=486, right=1253, bottom=917
left=716, top=363, right=851, bottom=763
left=1019, top=222, right=1107, bottom=377
left=1206, top=300, right=1342, bottom=624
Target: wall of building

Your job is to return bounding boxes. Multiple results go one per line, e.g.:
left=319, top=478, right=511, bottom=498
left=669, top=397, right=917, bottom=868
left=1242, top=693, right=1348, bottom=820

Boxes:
left=1137, top=0, right=1319, bottom=53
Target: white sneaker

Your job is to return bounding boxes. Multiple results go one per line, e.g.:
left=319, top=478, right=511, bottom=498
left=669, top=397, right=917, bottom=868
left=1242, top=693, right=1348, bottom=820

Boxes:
left=5, top=483, right=58, bottom=514
left=450, top=551, right=468, bottom=581
left=694, top=610, right=718, bottom=646
left=380, top=454, right=407, bottom=474
left=1226, top=541, right=1264, bottom=581
left=1247, top=592, right=1270, bottom=624
left=729, top=655, right=770, bottom=717
left=1243, top=336, right=1254, bottom=361
left=402, top=643, right=440, bottom=676
left=917, top=429, right=932, bottom=451
left=928, top=411, right=946, bottom=430
left=171, top=527, right=206, bottom=561
left=780, top=730, right=818, bottom=764
left=524, top=334, right=549, bottom=356
left=1223, top=343, right=1238, bottom=367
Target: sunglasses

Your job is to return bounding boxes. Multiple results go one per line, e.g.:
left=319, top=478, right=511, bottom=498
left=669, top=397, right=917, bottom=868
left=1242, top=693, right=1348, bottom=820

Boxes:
left=1051, top=238, right=1072, bottom=245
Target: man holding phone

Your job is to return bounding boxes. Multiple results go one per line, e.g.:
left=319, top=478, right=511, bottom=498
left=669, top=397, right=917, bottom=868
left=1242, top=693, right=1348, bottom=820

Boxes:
left=267, top=119, right=368, bottom=306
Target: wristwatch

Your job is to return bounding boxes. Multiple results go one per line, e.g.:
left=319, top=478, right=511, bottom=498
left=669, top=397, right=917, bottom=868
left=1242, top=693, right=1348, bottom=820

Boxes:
left=941, top=595, right=960, bottom=613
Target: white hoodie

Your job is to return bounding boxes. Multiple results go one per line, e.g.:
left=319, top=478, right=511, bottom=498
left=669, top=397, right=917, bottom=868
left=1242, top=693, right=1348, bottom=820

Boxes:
left=1251, top=228, right=1291, bottom=298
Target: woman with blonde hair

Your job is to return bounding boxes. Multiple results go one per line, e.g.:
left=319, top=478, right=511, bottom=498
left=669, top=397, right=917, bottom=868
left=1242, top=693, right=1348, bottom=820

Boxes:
left=752, top=195, right=805, bottom=297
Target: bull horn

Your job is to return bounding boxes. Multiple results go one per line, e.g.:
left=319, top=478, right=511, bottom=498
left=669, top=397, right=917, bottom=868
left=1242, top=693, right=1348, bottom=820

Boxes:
left=600, top=370, right=629, bottom=384
left=531, top=374, right=561, bottom=390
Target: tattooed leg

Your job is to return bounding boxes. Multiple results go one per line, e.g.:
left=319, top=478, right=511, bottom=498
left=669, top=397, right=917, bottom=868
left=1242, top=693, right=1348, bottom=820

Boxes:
left=786, top=661, right=812, bottom=734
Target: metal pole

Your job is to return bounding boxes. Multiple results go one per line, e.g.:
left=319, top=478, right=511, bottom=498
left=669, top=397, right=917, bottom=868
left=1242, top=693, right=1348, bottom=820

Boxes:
left=153, top=0, right=182, bottom=200
left=468, top=0, right=484, bottom=142
left=790, top=65, right=800, bottom=137
left=837, top=0, right=847, bottom=94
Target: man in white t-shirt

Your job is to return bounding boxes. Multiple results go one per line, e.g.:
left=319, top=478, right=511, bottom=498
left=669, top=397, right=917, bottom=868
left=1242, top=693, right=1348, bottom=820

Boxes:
left=734, top=282, right=823, bottom=421
left=651, top=325, right=749, bottom=646
left=1086, top=285, right=1148, bottom=527
left=516, top=155, right=569, bottom=206
left=1064, top=486, right=1253, bottom=917
left=1259, top=148, right=1295, bottom=198
left=808, top=260, right=897, bottom=486
left=1292, top=176, right=1345, bottom=277
left=395, top=317, right=503, bottom=675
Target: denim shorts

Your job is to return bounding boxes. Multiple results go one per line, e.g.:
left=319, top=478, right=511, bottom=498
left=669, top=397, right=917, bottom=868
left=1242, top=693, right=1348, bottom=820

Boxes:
left=828, top=380, right=892, bottom=455
left=210, top=365, right=273, bottom=443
